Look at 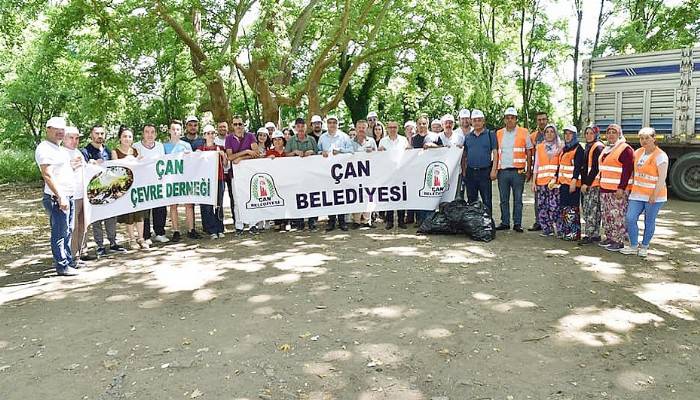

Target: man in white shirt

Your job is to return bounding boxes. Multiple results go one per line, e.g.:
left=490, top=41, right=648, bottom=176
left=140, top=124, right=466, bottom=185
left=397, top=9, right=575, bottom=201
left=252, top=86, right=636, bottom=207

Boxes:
left=36, top=117, right=82, bottom=276
left=454, top=109, right=473, bottom=136
left=63, top=126, right=92, bottom=262
left=215, top=121, right=235, bottom=224
left=378, top=121, right=410, bottom=229
left=318, top=115, right=353, bottom=231
left=133, top=124, right=169, bottom=243
left=404, top=121, right=416, bottom=144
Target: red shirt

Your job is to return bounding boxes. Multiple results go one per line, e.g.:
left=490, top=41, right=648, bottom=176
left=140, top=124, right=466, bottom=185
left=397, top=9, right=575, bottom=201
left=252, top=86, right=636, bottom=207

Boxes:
left=265, top=149, right=286, bottom=158
left=200, top=145, right=225, bottom=181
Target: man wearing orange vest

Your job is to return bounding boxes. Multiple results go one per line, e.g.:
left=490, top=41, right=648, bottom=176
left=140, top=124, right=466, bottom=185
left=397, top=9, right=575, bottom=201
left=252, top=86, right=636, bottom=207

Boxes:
left=495, top=107, right=533, bottom=232
left=528, top=111, right=549, bottom=231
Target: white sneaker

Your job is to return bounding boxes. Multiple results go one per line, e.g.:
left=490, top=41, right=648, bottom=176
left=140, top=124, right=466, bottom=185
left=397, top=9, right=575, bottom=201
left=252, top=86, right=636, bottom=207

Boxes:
left=210, top=233, right=218, bottom=240
left=285, top=223, right=292, bottom=231
left=153, top=235, right=170, bottom=243
left=619, top=245, right=639, bottom=255
left=217, top=232, right=225, bottom=239
left=638, top=247, right=648, bottom=257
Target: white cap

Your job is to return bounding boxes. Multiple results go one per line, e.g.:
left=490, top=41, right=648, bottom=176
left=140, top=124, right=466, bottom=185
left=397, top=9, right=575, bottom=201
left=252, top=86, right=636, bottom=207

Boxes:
left=431, top=119, right=442, bottom=127
left=458, top=109, right=471, bottom=119
left=46, top=116, right=67, bottom=129
left=367, top=111, right=378, bottom=119
left=257, top=127, right=268, bottom=134
left=311, top=115, right=323, bottom=124
left=504, top=107, right=518, bottom=117
left=563, top=125, right=578, bottom=134
left=441, top=114, right=455, bottom=123
left=65, top=126, right=81, bottom=136
left=185, top=115, right=199, bottom=123
left=264, top=121, right=276, bottom=129
left=271, top=130, right=284, bottom=139
left=326, top=115, right=338, bottom=122
left=404, top=120, right=416, bottom=128
left=202, top=124, right=216, bottom=133
left=471, top=109, right=485, bottom=119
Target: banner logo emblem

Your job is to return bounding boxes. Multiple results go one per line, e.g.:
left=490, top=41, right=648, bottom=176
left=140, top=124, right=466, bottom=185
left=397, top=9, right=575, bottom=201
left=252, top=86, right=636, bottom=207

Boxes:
left=246, top=173, right=285, bottom=209
left=419, top=161, right=449, bottom=197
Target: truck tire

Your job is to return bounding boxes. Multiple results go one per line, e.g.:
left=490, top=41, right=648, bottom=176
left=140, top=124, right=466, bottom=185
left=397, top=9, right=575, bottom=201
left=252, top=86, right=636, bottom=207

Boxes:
left=670, top=152, right=700, bottom=202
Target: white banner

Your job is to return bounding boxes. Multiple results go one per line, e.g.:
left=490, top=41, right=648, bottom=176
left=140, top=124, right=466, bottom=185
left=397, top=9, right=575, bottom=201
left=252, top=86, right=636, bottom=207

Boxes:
left=232, top=147, right=462, bottom=224
left=83, top=152, right=218, bottom=225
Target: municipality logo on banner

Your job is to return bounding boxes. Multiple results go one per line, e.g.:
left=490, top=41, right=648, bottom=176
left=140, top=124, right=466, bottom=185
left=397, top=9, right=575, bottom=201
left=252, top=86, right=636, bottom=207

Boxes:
left=419, top=161, right=450, bottom=197
left=246, top=173, right=284, bottom=209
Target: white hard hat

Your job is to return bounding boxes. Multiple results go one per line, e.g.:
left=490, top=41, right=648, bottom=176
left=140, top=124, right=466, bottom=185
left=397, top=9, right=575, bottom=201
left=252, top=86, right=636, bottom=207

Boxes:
left=367, top=111, right=378, bottom=119
left=311, top=115, right=323, bottom=124
left=404, top=120, right=416, bottom=128
left=326, top=115, right=338, bottom=122
left=441, top=114, right=455, bottom=123
left=458, top=109, right=471, bottom=119
left=504, top=107, right=518, bottom=117
left=564, top=125, right=578, bottom=134
left=202, top=124, right=216, bottom=133
left=46, top=116, right=67, bottom=129
left=271, top=130, right=284, bottom=139
left=264, top=121, right=276, bottom=129
left=185, top=115, right=199, bottom=123
left=471, top=109, right=485, bottom=119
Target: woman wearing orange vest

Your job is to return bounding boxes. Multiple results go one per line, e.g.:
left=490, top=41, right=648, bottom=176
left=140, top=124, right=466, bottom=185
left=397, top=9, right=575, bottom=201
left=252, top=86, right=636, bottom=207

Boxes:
left=531, top=124, right=561, bottom=236
left=578, top=126, right=604, bottom=245
left=598, top=124, right=634, bottom=251
left=620, top=127, right=669, bottom=257
left=557, top=125, right=585, bottom=241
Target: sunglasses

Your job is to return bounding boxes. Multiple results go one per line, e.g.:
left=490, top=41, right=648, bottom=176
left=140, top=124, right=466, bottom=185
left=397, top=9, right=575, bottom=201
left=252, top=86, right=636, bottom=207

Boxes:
left=232, top=122, right=244, bottom=126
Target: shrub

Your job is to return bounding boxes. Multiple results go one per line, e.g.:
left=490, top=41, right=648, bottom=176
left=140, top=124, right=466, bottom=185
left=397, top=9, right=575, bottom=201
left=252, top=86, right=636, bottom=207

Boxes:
left=0, top=149, right=42, bottom=183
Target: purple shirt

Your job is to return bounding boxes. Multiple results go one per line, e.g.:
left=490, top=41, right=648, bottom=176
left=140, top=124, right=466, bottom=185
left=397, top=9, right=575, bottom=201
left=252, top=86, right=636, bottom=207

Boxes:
left=225, top=132, right=256, bottom=154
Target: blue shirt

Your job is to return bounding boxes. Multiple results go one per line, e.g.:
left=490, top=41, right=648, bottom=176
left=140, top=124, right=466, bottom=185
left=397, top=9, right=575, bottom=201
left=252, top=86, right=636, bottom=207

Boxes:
left=164, top=140, right=193, bottom=154
left=81, top=143, right=111, bottom=162
left=463, top=129, right=496, bottom=168
left=182, top=135, right=205, bottom=151
left=317, top=131, right=354, bottom=153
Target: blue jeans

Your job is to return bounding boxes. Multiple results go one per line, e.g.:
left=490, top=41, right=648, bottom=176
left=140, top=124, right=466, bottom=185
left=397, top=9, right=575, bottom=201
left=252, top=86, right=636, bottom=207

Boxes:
left=201, top=181, right=225, bottom=234
left=497, top=169, right=525, bottom=226
left=626, top=199, right=665, bottom=247
left=42, top=194, right=75, bottom=272
left=465, top=167, right=493, bottom=216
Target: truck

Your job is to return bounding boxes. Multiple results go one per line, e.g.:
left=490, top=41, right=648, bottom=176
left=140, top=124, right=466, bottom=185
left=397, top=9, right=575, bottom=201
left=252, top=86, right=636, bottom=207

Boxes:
left=581, top=47, right=700, bottom=201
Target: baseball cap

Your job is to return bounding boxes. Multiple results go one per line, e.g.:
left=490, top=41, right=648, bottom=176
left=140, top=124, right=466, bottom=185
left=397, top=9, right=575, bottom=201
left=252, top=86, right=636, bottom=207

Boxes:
left=202, top=124, right=216, bottom=133
left=294, top=117, right=305, bottom=125
left=46, top=116, right=67, bottom=129
left=185, top=115, right=199, bottom=124
left=563, top=125, right=578, bottom=134
left=326, top=115, right=338, bottom=122
left=504, top=107, right=518, bottom=117
left=471, top=109, right=485, bottom=119
left=404, top=121, right=416, bottom=128
left=264, top=122, right=276, bottom=129
left=367, top=111, right=378, bottom=119
left=311, top=115, right=323, bottom=124
left=271, top=130, right=284, bottom=139
left=441, top=114, right=455, bottom=123
left=458, top=109, right=471, bottom=119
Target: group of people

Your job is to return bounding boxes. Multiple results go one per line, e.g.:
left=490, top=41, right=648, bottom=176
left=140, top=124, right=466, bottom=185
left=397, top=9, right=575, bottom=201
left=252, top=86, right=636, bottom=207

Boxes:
left=36, top=106, right=668, bottom=276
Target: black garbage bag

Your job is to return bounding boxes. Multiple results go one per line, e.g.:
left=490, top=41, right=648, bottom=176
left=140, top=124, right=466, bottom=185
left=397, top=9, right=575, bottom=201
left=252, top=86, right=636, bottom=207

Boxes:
left=417, top=199, right=495, bottom=242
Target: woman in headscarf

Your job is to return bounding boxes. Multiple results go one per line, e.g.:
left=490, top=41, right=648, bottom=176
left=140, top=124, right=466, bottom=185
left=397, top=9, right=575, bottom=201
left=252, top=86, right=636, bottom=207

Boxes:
left=578, top=125, right=604, bottom=245
left=619, top=127, right=669, bottom=257
left=531, top=124, right=561, bottom=237
left=597, top=123, right=634, bottom=251
left=556, top=125, right=586, bottom=241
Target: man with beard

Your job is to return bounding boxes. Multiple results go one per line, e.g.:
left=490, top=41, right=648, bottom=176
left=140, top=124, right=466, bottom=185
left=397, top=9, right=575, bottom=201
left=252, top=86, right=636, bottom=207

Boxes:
left=183, top=115, right=205, bottom=151
left=82, top=125, right=127, bottom=257
left=309, top=115, right=325, bottom=142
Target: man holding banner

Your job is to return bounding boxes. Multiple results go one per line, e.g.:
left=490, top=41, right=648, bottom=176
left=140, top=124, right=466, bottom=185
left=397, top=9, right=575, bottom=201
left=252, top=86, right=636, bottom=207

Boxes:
left=378, top=120, right=410, bottom=229
left=164, top=120, right=199, bottom=241
left=285, top=117, right=319, bottom=231
left=226, top=115, right=259, bottom=235
left=318, top=115, right=353, bottom=231
left=134, top=124, right=169, bottom=243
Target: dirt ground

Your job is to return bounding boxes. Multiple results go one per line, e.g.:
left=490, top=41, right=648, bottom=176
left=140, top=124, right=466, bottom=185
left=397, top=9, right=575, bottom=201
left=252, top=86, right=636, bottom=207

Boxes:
left=0, top=182, right=699, bottom=400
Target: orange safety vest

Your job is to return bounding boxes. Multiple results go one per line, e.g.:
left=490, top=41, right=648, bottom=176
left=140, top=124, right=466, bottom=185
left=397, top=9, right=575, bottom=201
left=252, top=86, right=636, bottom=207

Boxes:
left=535, top=143, right=560, bottom=186
left=558, top=147, right=581, bottom=187
left=631, top=147, right=668, bottom=199
left=496, top=127, right=529, bottom=169
left=598, top=143, right=632, bottom=190
left=587, top=141, right=604, bottom=187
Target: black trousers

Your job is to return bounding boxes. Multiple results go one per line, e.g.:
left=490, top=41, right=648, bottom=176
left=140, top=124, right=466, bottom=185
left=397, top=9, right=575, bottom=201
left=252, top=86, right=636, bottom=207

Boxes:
left=465, top=167, right=493, bottom=216
left=385, top=210, right=406, bottom=223
left=143, top=206, right=167, bottom=238
left=224, top=171, right=236, bottom=223
left=328, top=215, right=346, bottom=225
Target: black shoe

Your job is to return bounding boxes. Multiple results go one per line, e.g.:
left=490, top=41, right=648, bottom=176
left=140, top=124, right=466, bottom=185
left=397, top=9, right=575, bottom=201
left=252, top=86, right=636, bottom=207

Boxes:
left=362, top=223, right=372, bottom=229
left=351, top=222, right=360, bottom=229
left=513, top=225, right=524, bottom=233
left=495, top=224, right=510, bottom=231
left=80, top=254, right=96, bottom=261
left=325, top=223, right=336, bottom=232
left=188, top=229, right=201, bottom=239
left=308, top=222, right=318, bottom=231
left=528, top=223, right=542, bottom=232
left=339, top=223, right=349, bottom=231
left=405, top=217, right=415, bottom=224
left=578, top=236, right=594, bottom=245
left=57, top=267, right=79, bottom=276
left=398, top=222, right=407, bottom=229
left=96, top=247, right=107, bottom=258
left=171, top=231, right=181, bottom=242
left=110, top=244, right=127, bottom=253
left=249, top=226, right=259, bottom=235
left=385, top=222, right=394, bottom=230
left=235, top=229, right=245, bottom=236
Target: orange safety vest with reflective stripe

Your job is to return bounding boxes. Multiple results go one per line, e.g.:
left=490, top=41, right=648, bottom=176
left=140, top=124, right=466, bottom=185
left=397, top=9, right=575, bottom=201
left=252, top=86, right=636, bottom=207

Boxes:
left=587, top=141, right=604, bottom=187
left=535, top=143, right=560, bottom=186
left=496, top=127, right=529, bottom=169
left=598, top=143, right=632, bottom=190
left=557, top=147, right=581, bottom=187
left=631, top=147, right=667, bottom=199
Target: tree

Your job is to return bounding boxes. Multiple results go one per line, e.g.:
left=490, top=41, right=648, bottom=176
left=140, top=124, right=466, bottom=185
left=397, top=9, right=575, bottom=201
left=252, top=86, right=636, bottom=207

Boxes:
left=572, top=0, right=583, bottom=128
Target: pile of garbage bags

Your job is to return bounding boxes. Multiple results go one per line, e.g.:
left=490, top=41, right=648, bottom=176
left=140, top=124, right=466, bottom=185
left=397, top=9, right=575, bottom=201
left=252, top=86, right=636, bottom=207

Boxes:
left=417, top=199, right=495, bottom=242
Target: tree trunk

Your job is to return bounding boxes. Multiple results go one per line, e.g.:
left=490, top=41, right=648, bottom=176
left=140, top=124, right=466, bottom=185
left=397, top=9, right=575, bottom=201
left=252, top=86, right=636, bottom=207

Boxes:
left=206, top=76, right=232, bottom=124
left=572, top=1, right=583, bottom=128
left=592, top=0, right=606, bottom=57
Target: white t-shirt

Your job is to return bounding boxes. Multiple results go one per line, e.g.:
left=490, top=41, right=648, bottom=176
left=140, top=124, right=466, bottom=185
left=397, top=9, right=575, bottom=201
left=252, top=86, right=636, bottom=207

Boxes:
left=353, top=137, right=377, bottom=152
left=438, top=131, right=465, bottom=147
left=454, top=126, right=473, bottom=136
left=35, top=140, right=75, bottom=198
left=423, top=131, right=443, bottom=145
left=214, top=136, right=231, bottom=173
left=378, top=135, right=409, bottom=153
left=133, top=140, right=165, bottom=160
left=629, top=151, right=669, bottom=202
left=67, top=148, right=85, bottom=200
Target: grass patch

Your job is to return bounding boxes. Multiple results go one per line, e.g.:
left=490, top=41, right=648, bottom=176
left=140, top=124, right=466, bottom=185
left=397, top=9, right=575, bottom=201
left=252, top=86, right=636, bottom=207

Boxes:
left=0, top=149, right=42, bottom=183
